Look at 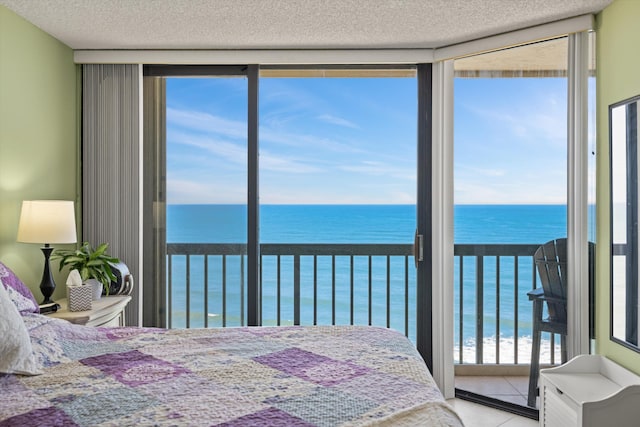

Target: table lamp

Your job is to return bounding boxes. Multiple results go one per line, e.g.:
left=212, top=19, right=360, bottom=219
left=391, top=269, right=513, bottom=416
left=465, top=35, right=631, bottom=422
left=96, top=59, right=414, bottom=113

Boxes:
left=17, top=200, right=77, bottom=305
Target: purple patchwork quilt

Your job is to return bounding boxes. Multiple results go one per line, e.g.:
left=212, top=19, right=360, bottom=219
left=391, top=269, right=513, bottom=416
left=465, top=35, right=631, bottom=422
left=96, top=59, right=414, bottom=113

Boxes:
left=1, top=315, right=463, bottom=426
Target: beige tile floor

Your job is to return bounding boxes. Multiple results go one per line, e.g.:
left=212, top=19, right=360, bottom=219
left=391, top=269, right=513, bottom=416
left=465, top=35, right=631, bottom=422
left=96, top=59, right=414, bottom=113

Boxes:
left=451, top=375, right=539, bottom=426
left=447, top=398, right=538, bottom=427
left=455, top=375, right=533, bottom=407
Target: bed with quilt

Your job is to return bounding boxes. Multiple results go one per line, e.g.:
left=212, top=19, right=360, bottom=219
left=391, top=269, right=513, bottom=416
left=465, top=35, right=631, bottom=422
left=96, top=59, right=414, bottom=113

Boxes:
left=0, top=265, right=463, bottom=426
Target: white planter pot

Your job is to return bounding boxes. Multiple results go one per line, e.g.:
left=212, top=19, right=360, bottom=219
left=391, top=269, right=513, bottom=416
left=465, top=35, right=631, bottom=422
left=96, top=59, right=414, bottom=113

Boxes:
left=85, top=278, right=103, bottom=300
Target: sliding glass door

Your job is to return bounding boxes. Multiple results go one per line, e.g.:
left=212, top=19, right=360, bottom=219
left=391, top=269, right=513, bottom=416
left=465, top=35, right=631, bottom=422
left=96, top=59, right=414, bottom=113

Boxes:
left=258, top=70, right=419, bottom=337
left=144, top=65, right=433, bottom=365
left=452, top=38, right=569, bottom=412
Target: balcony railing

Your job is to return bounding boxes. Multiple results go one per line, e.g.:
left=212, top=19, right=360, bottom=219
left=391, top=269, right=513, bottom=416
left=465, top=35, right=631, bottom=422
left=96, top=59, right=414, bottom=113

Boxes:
left=166, top=242, right=561, bottom=366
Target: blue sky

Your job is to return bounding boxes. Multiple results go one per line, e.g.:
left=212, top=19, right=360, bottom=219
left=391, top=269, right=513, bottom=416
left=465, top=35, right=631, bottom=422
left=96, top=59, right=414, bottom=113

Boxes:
left=166, top=75, right=569, bottom=205
left=454, top=78, right=568, bottom=204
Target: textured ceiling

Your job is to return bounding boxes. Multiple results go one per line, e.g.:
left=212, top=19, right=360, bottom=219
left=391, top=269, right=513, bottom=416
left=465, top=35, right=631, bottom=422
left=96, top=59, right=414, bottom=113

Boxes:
left=0, top=0, right=612, bottom=50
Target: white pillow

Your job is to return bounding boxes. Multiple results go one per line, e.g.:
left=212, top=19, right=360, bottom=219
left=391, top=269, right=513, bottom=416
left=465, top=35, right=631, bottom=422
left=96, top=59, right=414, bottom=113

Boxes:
left=0, top=281, right=42, bottom=375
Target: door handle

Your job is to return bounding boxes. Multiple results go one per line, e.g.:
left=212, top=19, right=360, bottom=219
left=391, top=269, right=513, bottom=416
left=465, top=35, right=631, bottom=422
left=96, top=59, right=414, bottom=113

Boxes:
left=414, top=230, right=423, bottom=268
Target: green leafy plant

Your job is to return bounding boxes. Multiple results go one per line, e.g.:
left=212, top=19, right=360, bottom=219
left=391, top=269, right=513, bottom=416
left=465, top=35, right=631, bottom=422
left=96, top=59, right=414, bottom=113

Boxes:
left=52, top=242, right=120, bottom=295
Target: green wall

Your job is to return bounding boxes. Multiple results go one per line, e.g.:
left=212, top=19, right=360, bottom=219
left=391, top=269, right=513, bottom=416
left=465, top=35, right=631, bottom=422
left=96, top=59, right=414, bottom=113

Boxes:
left=0, top=5, right=79, bottom=301
left=596, top=0, right=640, bottom=373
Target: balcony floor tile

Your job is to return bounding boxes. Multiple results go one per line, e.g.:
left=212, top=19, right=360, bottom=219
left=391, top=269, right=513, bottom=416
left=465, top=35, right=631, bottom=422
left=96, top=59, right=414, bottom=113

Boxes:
left=455, top=374, right=539, bottom=411
left=455, top=375, right=520, bottom=395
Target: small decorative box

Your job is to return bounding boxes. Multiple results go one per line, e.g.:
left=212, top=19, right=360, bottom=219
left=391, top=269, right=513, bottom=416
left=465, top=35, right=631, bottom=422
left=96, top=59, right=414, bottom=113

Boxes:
left=67, top=284, right=92, bottom=312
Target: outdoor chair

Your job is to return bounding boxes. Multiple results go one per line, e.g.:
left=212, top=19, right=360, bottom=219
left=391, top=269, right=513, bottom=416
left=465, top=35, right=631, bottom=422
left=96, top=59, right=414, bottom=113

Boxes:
left=526, top=238, right=568, bottom=408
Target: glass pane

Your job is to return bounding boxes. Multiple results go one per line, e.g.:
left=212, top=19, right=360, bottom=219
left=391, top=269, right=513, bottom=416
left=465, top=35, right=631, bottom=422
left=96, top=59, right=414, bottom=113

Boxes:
left=612, top=255, right=627, bottom=338
left=610, top=97, right=640, bottom=348
left=166, top=76, right=248, bottom=328
left=453, top=38, right=568, bottom=409
left=611, top=105, right=627, bottom=244
left=588, top=29, right=597, bottom=354
left=258, top=72, right=419, bottom=340
left=610, top=104, right=628, bottom=341
left=588, top=31, right=597, bottom=245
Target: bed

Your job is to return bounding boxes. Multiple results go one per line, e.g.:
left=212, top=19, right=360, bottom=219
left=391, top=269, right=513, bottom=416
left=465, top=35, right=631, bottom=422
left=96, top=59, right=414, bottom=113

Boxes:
left=0, top=264, right=463, bottom=426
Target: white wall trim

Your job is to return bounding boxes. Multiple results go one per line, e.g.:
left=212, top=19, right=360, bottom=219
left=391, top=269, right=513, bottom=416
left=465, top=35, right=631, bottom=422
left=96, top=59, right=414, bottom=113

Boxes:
left=74, top=49, right=435, bottom=65
left=567, top=31, right=591, bottom=358
left=432, top=59, right=455, bottom=399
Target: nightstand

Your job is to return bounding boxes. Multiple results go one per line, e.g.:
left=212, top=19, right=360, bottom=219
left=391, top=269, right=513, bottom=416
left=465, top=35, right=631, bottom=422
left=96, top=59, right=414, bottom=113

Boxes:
left=539, top=354, right=640, bottom=426
left=48, top=295, right=132, bottom=327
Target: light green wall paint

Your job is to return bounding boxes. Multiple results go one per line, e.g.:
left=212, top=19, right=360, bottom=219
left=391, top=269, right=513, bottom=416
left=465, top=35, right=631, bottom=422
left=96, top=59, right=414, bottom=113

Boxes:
left=596, top=0, right=640, bottom=373
left=0, top=5, right=79, bottom=301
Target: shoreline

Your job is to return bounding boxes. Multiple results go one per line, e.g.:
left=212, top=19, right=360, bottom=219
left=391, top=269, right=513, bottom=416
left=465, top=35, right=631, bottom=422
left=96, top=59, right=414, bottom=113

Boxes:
left=455, top=335, right=563, bottom=364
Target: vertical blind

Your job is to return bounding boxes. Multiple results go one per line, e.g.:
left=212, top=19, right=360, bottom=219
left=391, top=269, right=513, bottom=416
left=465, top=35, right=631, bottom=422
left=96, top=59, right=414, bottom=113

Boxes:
left=82, top=64, right=141, bottom=325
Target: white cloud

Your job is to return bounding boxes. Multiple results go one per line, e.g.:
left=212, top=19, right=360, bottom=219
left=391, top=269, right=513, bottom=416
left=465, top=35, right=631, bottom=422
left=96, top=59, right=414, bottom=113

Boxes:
left=168, top=130, right=322, bottom=175
left=169, top=130, right=246, bottom=165
left=463, top=93, right=566, bottom=147
left=167, top=179, right=246, bottom=204
left=454, top=178, right=566, bottom=205
left=168, top=107, right=246, bottom=140
left=260, top=149, right=323, bottom=173
left=168, top=106, right=363, bottom=155
left=316, top=114, right=360, bottom=129
left=459, top=165, right=506, bottom=177
left=339, top=161, right=415, bottom=181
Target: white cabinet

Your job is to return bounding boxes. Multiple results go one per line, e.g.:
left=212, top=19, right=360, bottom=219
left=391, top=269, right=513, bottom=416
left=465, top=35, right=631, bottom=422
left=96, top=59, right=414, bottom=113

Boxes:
left=539, top=355, right=640, bottom=427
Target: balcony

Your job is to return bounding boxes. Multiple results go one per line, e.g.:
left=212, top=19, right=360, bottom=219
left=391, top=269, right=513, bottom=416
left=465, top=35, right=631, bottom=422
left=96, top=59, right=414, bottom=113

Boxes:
left=166, top=242, right=564, bottom=371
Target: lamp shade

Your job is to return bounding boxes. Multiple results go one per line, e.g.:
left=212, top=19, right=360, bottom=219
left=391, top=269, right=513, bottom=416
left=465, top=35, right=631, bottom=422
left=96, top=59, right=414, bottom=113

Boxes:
left=17, top=200, right=77, bottom=244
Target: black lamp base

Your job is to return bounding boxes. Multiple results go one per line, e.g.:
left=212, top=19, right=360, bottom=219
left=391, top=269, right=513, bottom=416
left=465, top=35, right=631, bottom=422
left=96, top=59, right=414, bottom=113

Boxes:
left=39, top=244, right=56, bottom=305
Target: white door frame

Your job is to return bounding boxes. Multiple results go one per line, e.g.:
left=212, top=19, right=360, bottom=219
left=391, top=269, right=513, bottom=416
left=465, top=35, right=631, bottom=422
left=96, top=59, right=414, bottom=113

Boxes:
left=431, top=31, right=592, bottom=398
left=431, top=59, right=455, bottom=398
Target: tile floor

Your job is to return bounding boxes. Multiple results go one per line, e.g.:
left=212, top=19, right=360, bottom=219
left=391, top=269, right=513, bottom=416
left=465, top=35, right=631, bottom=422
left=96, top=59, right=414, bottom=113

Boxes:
left=447, top=398, right=539, bottom=427
left=451, top=375, right=539, bottom=426
left=455, top=375, right=533, bottom=407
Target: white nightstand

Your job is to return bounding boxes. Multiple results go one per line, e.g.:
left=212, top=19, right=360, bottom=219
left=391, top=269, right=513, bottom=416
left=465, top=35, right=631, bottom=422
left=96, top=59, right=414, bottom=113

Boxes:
left=539, top=354, right=640, bottom=427
left=48, top=295, right=132, bottom=327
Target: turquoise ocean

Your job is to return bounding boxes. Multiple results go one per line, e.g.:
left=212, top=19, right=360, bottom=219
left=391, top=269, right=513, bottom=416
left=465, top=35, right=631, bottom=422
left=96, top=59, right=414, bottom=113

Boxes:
left=167, top=204, right=567, bottom=353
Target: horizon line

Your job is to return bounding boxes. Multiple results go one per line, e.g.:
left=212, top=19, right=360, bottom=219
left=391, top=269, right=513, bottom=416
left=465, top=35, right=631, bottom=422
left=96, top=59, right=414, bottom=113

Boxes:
left=166, top=202, right=572, bottom=206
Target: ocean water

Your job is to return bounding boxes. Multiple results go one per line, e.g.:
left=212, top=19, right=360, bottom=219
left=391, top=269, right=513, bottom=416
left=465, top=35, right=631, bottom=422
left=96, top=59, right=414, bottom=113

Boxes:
left=168, top=204, right=567, bottom=244
left=167, top=204, right=567, bottom=362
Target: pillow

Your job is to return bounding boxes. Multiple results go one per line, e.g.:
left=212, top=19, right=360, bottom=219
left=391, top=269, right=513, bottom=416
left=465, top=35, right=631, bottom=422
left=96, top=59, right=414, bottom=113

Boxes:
left=0, top=261, right=39, bottom=314
left=0, top=279, right=42, bottom=375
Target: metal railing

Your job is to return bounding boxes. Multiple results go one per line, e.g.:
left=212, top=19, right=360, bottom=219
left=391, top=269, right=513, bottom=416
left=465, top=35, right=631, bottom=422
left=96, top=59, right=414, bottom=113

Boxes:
left=167, top=242, right=559, bottom=365
left=454, top=244, right=544, bottom=365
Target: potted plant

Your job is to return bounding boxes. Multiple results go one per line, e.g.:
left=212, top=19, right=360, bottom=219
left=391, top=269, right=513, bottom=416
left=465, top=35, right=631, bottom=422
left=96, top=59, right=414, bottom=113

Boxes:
left=52, top=242, right=120, bottom=298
